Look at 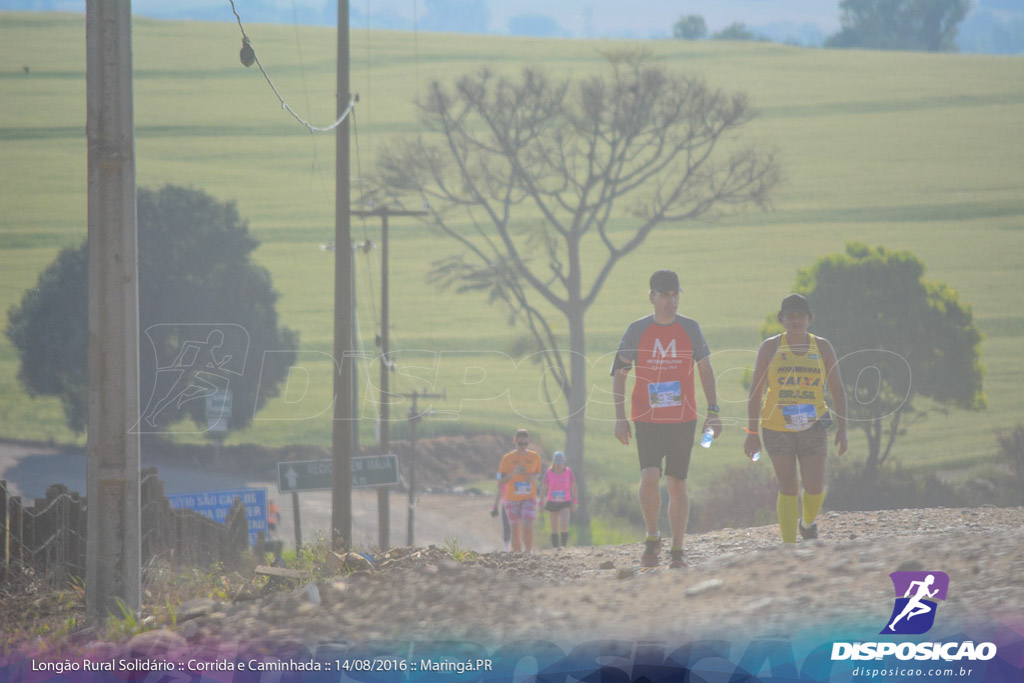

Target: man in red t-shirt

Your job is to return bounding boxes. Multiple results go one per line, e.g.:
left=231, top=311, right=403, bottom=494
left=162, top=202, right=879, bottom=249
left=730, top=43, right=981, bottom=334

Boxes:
left=612, top=270, right=722, bottom=568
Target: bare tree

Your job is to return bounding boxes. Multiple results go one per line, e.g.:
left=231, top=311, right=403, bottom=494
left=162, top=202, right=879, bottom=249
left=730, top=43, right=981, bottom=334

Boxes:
left=372, top=50, right=781, bottom=542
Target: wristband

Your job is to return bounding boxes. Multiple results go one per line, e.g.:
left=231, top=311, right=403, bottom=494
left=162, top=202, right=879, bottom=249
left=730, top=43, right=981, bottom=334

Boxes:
left=707, top=404, right=720, bottom=414
left=744, top=428, right=759, bottom=435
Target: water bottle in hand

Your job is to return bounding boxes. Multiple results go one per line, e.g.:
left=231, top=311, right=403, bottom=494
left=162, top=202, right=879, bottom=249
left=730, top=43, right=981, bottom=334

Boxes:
left=700, top=427, right=714, bottom=448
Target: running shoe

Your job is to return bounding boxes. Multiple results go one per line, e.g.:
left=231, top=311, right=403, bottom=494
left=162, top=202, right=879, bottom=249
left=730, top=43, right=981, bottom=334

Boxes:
left=669, top=550, right=688, bottom=569
left=799, top=519, right=818, bottom=541
left=641, top=538, right=661, bottom=567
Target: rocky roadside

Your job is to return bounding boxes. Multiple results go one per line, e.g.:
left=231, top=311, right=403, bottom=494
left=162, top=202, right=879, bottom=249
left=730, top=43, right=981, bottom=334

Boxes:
left=56, top=505, right=1022, bottom=663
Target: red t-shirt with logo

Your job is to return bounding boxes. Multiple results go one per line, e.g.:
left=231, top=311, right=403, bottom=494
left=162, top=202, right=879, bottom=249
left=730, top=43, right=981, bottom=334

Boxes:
left=612, top=314, right=710, bottom=423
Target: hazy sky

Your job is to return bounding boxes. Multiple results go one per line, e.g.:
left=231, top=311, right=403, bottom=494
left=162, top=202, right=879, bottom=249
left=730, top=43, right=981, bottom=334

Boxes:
left=123, top=0, right=843, bottom=37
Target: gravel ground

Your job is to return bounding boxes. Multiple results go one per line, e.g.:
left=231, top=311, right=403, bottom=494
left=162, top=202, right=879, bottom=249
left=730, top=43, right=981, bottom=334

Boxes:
left=78, top=505, right=1024, bottom=657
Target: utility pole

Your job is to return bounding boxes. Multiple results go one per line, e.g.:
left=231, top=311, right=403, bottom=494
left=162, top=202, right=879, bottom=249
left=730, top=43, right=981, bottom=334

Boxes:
left=85, top=0, right=141, bottom=622
left=331, top=0, right=353, bottom=551
left=401, top=389, right=444, bottom=546
left=352, top=206, right=427, bottom=550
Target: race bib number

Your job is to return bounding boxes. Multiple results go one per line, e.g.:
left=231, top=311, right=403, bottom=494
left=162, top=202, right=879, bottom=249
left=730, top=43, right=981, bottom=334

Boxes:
left=514, top=481, right=532, bottom=496
left=648, top=381, right=682, bottom=409
left=550, top=490, right=566, bottom=502
left=783, top=404, right=818, bottom=431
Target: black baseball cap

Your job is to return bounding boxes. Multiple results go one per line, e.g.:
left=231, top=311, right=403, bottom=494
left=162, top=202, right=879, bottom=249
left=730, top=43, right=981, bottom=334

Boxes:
left=779, top=293, right=812, bottom=316
left=649, top=270, right=681, bottom=293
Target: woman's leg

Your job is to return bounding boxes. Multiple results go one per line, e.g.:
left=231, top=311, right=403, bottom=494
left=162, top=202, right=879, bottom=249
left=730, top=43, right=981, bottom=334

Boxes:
left=769, top=451, right=800, bottom=543
left=549, top=506, right=561, bottom=547
left=798, top=438, right=827, bottom=527
left=509, top=521, right=523, bottom=552
left=558, top=508, right=571, bottom=547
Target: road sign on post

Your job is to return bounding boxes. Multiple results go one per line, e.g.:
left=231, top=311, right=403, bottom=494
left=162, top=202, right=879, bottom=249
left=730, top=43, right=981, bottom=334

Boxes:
left=277, top=455, right=400, bottom=493
left=205, top=389, right=232, bottom=433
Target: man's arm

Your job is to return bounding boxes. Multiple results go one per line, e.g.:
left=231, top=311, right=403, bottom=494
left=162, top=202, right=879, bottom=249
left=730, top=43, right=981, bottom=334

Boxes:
left=696, top=357, right=722, bottom=438
left=613, top=359, right=632, bottom=445
left=492, top=460, right=506, bottom=514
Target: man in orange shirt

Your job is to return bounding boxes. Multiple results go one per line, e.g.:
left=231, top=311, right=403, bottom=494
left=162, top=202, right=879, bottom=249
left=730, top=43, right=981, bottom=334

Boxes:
left=493, top=428, right=542, bottom=552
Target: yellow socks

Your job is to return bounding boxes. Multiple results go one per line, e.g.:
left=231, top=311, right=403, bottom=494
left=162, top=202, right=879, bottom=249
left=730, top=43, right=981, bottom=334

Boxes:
left=777, top=493, right=799, bottom=543
left=803, top=492, right=824, bottom=526
left=777, top=491, right=824, bottom=543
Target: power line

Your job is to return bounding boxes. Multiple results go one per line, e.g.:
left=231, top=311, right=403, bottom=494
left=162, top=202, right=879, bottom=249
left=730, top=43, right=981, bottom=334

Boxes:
left=413, top=0, right=421, bottom=97
left=228, top=0, right=356, bottom=133
left=289, top=0, right=331, bottom=196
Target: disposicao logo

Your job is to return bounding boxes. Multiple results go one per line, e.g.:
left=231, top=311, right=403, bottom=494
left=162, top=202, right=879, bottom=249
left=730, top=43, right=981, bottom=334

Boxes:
left=881, top=571, right=949, bottom=635
left=831, top=570, right=998, bottom=663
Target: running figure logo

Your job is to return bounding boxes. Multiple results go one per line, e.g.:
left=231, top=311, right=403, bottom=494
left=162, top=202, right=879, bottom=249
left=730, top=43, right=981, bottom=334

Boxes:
left=881, top=571, right=949, bottom=635
left=135, top=324, right=249, bottom=434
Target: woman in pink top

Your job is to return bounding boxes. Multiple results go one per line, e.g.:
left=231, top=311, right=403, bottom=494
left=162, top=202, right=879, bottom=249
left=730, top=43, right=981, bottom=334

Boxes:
left=539, top=451, right=578, bottom=549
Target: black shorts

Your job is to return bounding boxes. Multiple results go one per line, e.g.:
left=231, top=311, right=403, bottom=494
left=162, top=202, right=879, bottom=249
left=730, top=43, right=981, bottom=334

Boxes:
left=634, top=420, right=697, bottom=480
left=544, top=501, right=572, bottom=512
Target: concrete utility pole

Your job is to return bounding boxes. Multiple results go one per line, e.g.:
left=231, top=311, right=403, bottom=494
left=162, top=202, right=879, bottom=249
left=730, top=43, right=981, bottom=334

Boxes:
left=352, top=206, right=427, bottom=549
left=331, top=0, right=353, bottom=551
left=84, top=0, right=141, bottom=622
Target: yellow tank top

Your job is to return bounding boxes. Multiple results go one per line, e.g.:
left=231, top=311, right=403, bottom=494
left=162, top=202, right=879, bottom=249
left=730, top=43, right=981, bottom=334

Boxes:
left=761, top=333, right=830, bottom=432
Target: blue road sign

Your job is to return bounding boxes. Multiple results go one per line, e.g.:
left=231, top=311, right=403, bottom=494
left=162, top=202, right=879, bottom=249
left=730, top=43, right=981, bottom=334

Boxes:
left=167, top=487, right=267, bottom=546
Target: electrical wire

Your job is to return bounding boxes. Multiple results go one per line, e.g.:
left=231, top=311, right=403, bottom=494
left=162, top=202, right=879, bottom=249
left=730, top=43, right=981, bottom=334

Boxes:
left=413, top=0, right=421, bottom=97
left=365, top=0, right=373, bottom=165
left=228, top=0, right=355, bottom=133
left=290, top=0, right=331, bottom=195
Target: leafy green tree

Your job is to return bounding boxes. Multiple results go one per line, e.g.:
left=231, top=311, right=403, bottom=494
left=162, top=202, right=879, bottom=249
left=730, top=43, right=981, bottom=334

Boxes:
left=997, top=425, right=1024, bottom=505
left=7, top=185, right=298, bottom=434
left=762, top=243, right=985, bottom=482
left=712, top=22, right=757, bottom=41
left=372, top=51, right=780, bottom=543
left=825, top=0, right=970, bottom=52
left=673, top=14, right=707, bottom=40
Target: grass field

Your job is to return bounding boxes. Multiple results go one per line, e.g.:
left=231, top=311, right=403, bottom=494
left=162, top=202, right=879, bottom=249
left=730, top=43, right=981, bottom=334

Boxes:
left=2, top=12, right=1023, bottom=494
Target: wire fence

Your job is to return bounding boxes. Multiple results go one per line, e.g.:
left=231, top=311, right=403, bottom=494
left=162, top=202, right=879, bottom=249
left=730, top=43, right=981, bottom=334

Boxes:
left=0, top=468, right=249, bottom=585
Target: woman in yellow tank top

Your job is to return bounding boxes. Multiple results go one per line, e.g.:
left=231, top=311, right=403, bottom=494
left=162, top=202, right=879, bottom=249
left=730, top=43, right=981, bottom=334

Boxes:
left=744, top=294, right=848, bottom=543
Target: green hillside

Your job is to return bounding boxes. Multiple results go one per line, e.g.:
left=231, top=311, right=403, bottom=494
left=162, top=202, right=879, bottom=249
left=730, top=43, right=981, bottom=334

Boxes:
left=2, top=12, right=1023, bottom=495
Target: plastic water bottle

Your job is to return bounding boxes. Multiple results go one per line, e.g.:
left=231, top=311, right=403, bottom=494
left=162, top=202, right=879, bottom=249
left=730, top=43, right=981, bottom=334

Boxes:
left=700, top=427, right=714, bottom=448
left=750, top=450, right=761, bottom=462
